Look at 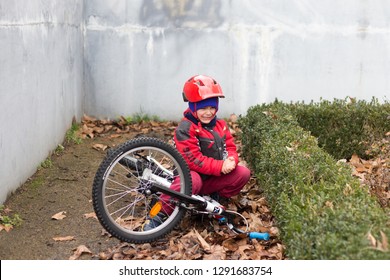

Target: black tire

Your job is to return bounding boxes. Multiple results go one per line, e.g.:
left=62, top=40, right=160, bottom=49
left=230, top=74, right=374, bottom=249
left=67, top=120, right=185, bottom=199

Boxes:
left=92, top=137, right=192, bottom=243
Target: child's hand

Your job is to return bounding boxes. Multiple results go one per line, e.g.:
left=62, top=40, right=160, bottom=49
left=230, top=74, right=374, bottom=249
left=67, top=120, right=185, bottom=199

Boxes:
left=221, top=157, right=236, bottom=174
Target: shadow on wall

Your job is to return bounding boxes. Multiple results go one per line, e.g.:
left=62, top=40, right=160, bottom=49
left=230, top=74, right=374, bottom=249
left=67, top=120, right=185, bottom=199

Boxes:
left=140, top=0, right=224, bottom=28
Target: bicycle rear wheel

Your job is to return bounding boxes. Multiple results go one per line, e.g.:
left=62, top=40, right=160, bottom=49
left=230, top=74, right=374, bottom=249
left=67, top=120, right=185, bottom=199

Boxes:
left=92, top=137, right=192, bottom=243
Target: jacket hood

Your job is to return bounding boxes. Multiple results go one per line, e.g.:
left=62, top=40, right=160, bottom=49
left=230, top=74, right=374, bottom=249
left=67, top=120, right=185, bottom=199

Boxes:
left=183, top=108, right=217, bottom=128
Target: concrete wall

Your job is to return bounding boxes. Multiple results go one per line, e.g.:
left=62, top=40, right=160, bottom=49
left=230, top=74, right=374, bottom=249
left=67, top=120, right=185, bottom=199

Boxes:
left=84, top=0, right=390, bottom=121
left=0, top=0, right=84, bottom=203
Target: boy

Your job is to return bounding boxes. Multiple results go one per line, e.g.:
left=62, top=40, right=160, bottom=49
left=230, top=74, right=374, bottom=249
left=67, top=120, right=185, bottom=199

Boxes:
left=143, top=75, right=251, bottom=230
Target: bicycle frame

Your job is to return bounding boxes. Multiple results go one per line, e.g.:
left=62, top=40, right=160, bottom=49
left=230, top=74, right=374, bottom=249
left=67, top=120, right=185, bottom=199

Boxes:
left=146, top=174, right=269, bottom=240
left=142, top=166, right=225, bottom=215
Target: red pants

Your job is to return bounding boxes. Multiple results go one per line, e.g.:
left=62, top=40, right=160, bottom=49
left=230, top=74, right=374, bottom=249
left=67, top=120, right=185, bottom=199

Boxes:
left=160, top=165, right=251, bottom=214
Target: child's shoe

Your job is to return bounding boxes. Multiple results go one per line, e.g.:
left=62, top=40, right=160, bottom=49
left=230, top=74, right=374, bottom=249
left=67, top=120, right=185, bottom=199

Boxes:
left=210, top=192, right=230, bottom=206
left=142, top=212, right=167, bottom=231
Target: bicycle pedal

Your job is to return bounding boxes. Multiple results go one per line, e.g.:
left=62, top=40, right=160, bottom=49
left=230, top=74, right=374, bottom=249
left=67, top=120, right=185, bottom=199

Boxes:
left=149, top=201, right=162, bottom=218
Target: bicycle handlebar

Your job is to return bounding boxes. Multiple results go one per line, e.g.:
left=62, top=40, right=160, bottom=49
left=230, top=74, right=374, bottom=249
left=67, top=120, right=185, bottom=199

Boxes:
left=248, top=232, right=270, bottom=240
left=219, top=217, right=270, bottom=241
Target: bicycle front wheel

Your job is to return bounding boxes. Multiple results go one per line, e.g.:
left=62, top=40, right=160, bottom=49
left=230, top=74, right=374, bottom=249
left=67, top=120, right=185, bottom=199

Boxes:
left=92, top=137, right=192, bottom=243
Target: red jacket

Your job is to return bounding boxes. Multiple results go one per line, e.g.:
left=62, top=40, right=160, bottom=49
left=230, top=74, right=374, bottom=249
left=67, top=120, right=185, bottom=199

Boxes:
left=174, top=110, right=239, bottom=178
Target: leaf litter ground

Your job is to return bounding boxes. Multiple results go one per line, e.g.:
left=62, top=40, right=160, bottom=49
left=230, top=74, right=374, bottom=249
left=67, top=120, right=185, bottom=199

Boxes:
left=0, top=116, right=388, bottom=260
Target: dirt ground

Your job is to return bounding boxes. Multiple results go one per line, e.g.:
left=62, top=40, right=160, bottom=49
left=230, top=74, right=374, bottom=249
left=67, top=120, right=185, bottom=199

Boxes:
left=0, top=135, right=126, bottom=260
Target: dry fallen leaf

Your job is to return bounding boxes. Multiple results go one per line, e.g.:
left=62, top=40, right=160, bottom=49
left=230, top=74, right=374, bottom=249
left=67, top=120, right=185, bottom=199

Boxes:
left=109, top=134, right=122, bottom=139
left=350, top=153, right=361, bottom=166
left=92, top=144, right=108, bottom=151
left=380, top=231, right=388, bottom=252
left=194, top=229, right=211, bottom=253
left=82, top=124, right=94, bottom=138
left=0, top=224, right=13, bottom=232
left=367, top=232, right=377, bottom=247
left=53, top=236, right=75, bottom=242
left=203, top=244, right=226, bottom=260
left=82, top=114, right=97, bottom=122
left=83, top=212, right=97, bottom=220
left=51, top=211, right=66, bottom=220
left=69, top=245, right=92, bottom=260
left=229, top=113, right=238, bottom=123
left=286, top=146, right=295, bottom=152
left=236, top=244, right=253, bottom=260
left=269, top=226, right=279, bottom=237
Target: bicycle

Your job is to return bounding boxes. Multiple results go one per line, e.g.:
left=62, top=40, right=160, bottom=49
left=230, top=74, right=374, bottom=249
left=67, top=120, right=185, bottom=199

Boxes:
left=92, top=137, right=270, bottom=244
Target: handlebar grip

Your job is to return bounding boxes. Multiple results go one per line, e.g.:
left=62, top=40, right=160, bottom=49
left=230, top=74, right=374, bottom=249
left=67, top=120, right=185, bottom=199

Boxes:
left=248, top=232, right=270, bottom=240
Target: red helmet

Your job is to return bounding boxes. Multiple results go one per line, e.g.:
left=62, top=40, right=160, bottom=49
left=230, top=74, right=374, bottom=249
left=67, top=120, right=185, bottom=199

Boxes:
left=182, top=75, right=224, bottom=102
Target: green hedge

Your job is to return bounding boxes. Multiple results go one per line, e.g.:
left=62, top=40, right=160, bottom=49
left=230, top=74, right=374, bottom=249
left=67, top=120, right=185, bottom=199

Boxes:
left=239, top=102, right=390, bottom=259
left=289, top=98, right=390, bottom=159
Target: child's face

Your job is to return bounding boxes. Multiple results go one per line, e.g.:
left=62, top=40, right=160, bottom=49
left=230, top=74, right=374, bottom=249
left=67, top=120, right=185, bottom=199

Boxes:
left=197, top=106, right=217, bottom=124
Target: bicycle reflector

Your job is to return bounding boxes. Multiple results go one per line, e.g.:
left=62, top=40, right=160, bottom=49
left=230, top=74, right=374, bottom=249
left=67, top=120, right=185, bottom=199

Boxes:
left=149, top=201, right=163, bottom=218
